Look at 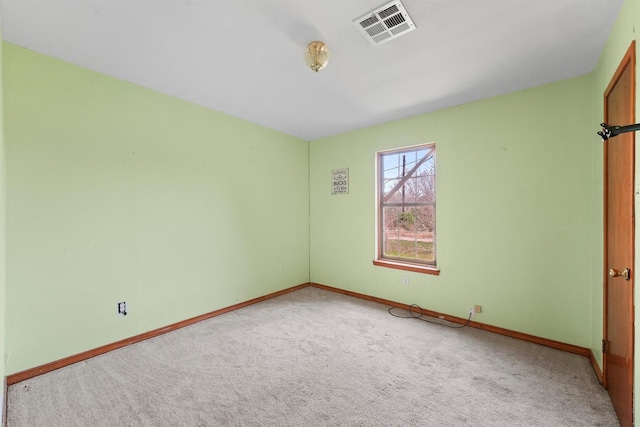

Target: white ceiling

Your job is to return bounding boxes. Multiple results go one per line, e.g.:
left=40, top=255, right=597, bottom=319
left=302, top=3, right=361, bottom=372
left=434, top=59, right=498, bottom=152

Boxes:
left=0, top=0, right=623, bottom=141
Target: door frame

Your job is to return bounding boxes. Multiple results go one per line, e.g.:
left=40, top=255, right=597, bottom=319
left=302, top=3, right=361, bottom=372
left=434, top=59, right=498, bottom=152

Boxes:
left=602, top=40, right=635, bottom=409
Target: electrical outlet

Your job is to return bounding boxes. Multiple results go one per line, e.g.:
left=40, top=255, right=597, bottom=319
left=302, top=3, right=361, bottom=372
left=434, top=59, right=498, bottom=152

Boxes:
left=117, top=302, right=127, bottom=316
left=402, top=277, right=409, bottom=286
left=474, top=304, right=482, bottom=314
left=468, top=307, right=475, bottom=320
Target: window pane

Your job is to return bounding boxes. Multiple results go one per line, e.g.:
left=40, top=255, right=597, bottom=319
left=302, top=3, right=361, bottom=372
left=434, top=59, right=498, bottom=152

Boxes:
left=414, top=205, right=435, bottom=236
left=378, top=144, right=436, bottom=266
left=382, top=205, right=435, bottom=263
left=414, top=175, right=435, bottom=204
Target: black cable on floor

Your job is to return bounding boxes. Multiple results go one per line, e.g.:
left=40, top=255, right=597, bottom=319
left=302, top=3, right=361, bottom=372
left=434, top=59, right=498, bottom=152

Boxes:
left=388, top=304, right=471, bottom=328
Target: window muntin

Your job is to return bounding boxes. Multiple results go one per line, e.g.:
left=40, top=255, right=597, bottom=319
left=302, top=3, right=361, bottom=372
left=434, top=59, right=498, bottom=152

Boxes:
left=378, top=144, right=436, bottom=266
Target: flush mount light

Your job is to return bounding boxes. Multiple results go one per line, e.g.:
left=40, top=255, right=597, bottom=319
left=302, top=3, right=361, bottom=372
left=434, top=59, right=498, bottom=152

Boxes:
left=304, top=41, right=330, bottom=72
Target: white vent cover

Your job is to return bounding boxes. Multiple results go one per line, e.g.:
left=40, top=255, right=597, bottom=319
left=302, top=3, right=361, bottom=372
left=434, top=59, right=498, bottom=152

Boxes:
left=353, top=0, right=416, bottom=46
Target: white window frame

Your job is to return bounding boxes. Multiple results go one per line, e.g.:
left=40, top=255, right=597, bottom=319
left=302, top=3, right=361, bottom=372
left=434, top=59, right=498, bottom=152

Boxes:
left=373, top=143, right=440, bottom=275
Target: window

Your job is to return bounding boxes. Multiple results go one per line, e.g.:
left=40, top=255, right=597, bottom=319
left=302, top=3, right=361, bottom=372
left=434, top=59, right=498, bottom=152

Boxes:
left=374, top=144, right=438, bottom=274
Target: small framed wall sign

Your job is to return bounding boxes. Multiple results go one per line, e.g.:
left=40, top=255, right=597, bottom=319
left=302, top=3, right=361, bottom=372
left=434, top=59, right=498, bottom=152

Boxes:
left=332, top=168, right=349, bottom=195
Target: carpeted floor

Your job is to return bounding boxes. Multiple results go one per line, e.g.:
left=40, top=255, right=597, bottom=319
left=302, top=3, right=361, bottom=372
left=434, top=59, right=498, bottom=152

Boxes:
left=8, top=286, right=620, bottom=426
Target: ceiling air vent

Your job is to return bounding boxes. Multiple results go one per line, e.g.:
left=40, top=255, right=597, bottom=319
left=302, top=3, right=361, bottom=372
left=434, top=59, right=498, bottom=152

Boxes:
left=353, top=0, right=416, bottom=46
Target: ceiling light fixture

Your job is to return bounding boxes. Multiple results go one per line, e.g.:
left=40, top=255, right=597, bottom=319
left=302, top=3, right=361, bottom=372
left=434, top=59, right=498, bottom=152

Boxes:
left=304, top=41, right=330, bottom=72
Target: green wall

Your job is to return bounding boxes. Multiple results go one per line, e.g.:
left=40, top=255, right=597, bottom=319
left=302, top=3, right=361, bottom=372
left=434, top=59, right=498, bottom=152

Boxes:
left=310, top=76, right=594, bottom=346
left=3, top=44, right=310, bottom=374
left=0, top=21, right=6, bottom=406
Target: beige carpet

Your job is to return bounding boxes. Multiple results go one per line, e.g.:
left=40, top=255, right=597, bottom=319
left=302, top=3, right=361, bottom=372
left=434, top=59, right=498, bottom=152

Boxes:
left=8, top=286, right=619, bottom=426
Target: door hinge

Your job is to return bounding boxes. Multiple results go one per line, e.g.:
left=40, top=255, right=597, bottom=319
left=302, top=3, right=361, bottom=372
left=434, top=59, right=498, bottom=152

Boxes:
left=602, top=339, right=608, bottom=354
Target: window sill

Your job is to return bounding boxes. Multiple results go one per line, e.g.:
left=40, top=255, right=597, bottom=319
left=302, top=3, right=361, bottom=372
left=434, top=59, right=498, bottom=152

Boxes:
left=372, top=259, right=440, bottom=276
